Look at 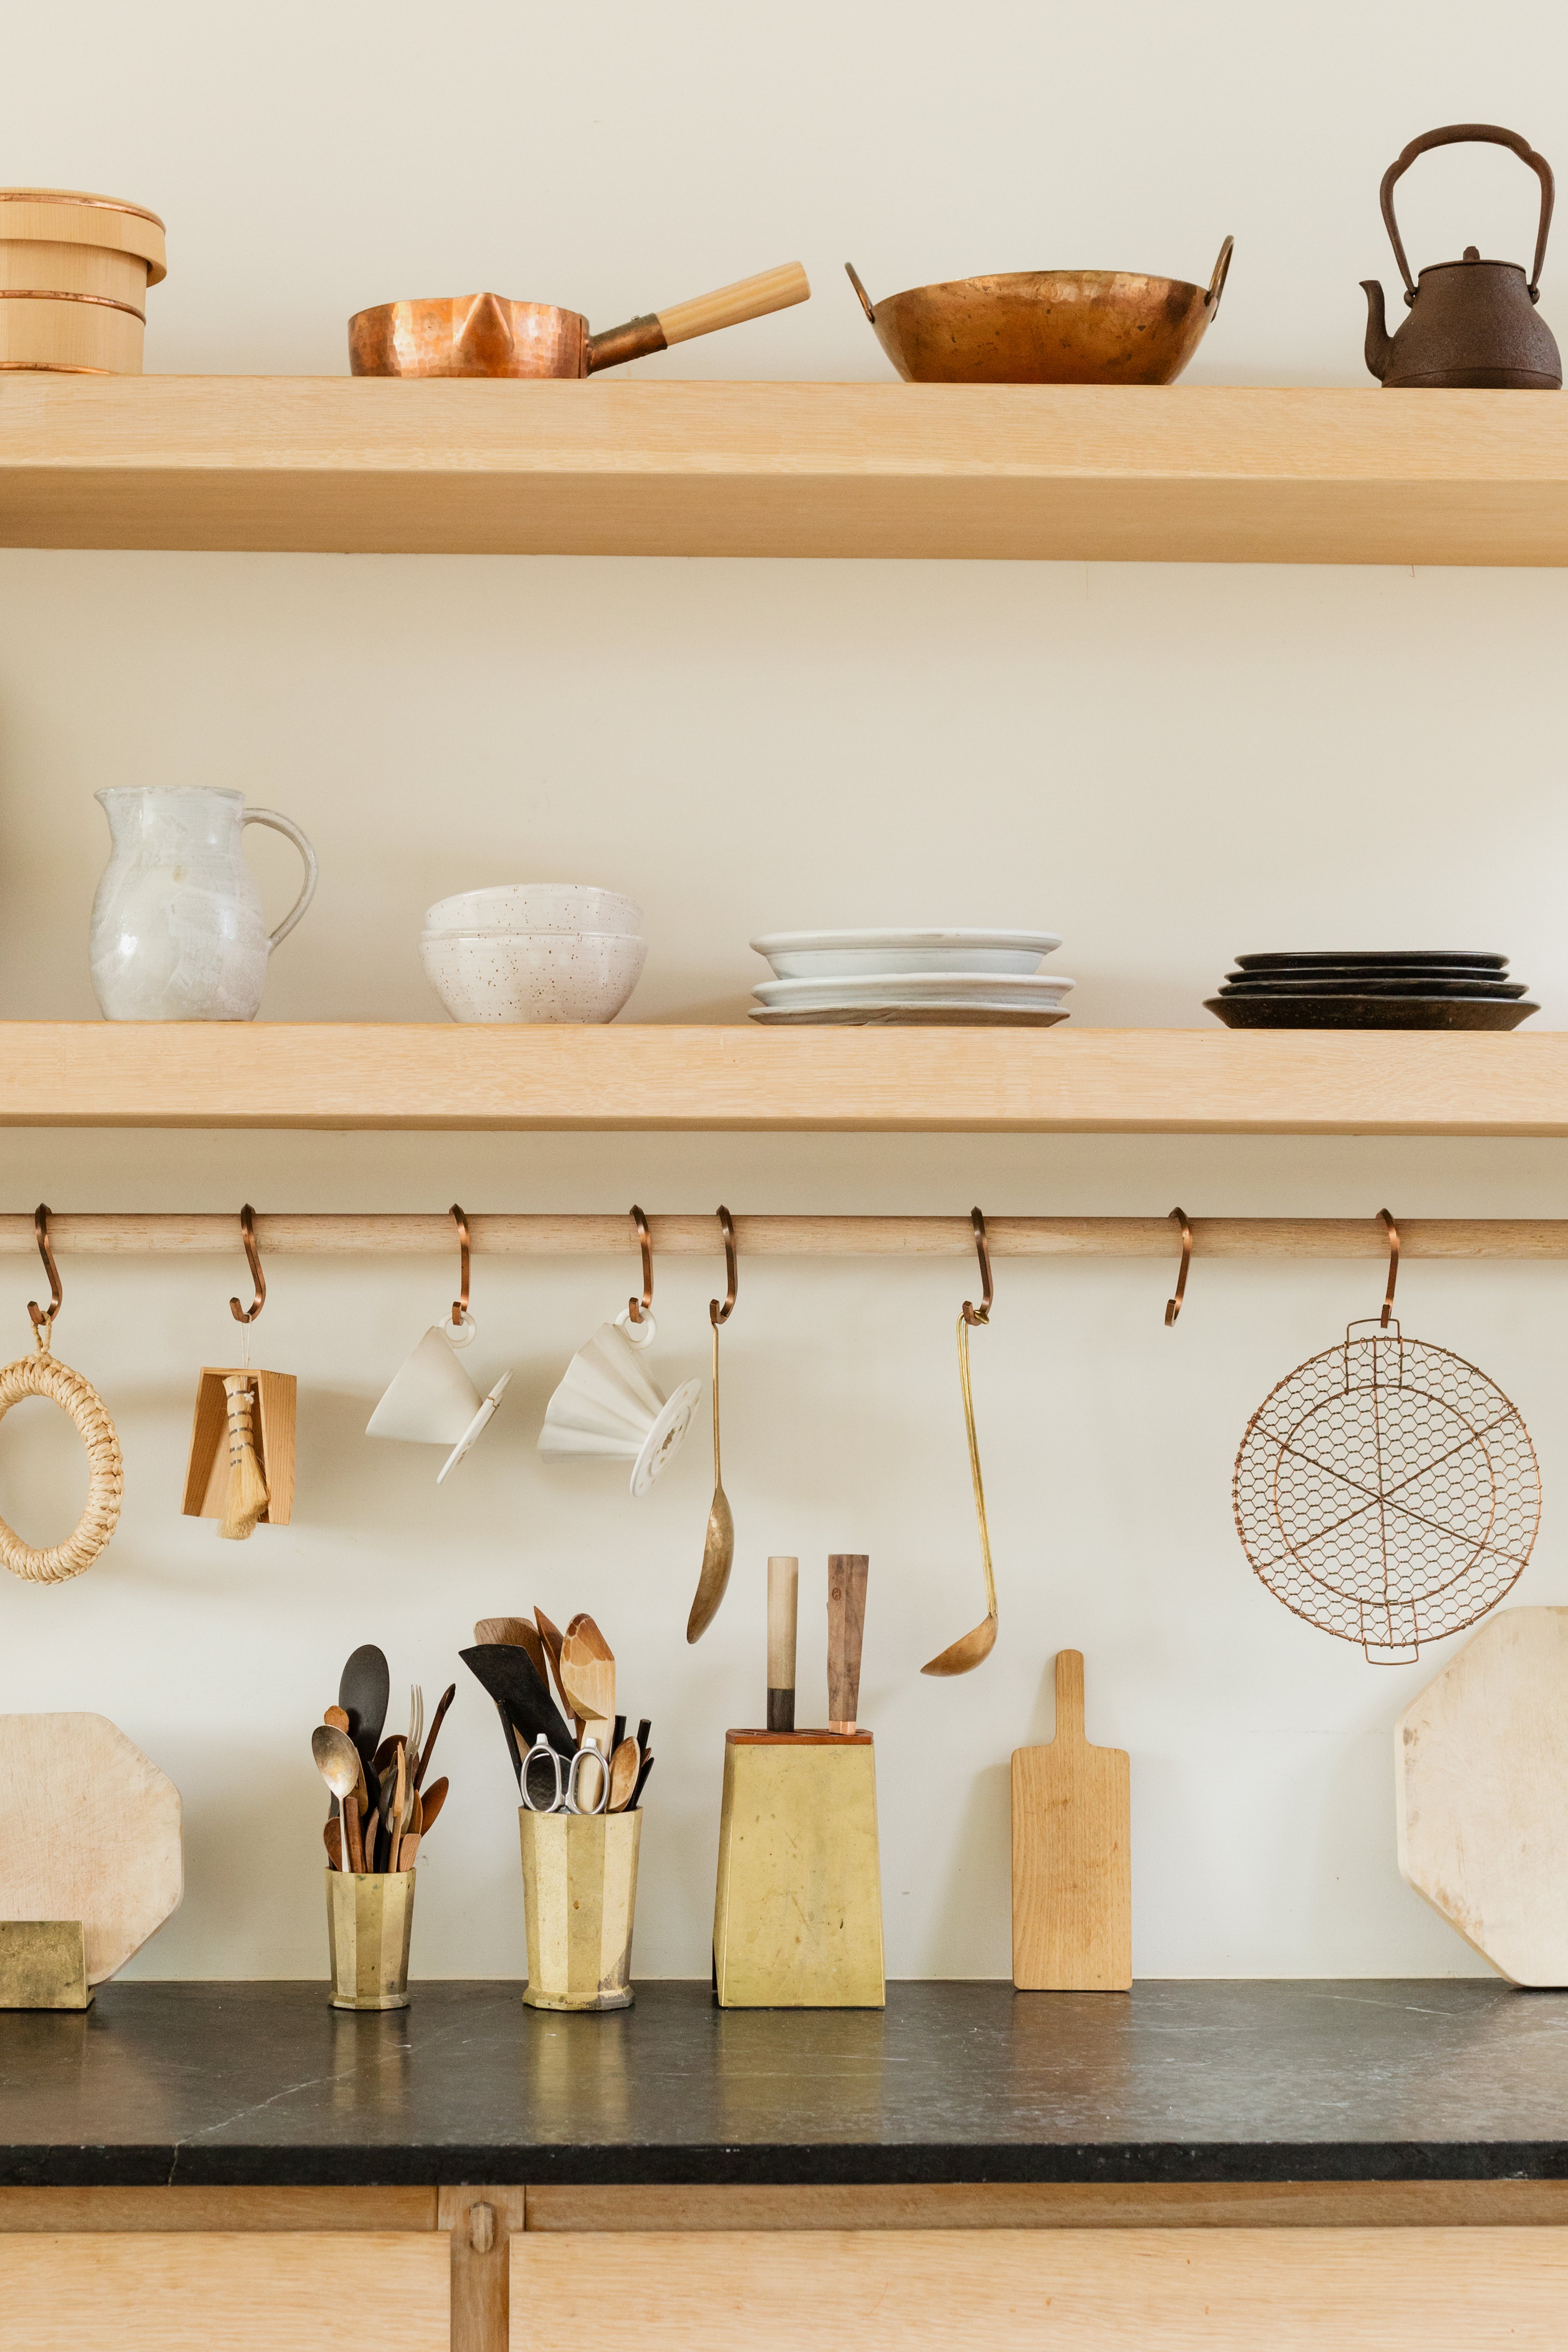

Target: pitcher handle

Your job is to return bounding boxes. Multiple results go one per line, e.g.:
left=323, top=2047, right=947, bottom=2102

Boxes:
left=243, top=808, right=319, bottom=951
left=1380, top=123, right=1555, bottom=301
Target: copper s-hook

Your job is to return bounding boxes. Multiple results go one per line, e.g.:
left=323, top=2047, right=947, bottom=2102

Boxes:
left=963, top=1207, right=993, bottom=1327
left=627, top=1205, right=653, bottom=1324
left=450, top=1204, right=470, bottom=1327
left=1165, top=1206, right=1193, bottom=1327
left=28, top=1203, right=62, bottom=1340
left=229, top=1204, right=266, bottom=1325
left=1378, top=1207, right=1400, bottom=1327
left=710, top=1205, right=737, bottom=1327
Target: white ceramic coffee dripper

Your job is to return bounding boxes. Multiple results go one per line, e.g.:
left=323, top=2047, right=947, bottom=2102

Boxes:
left=368, top=1313, right=512, bottom=1485
left=538, top=1308, right=700, bottom=1497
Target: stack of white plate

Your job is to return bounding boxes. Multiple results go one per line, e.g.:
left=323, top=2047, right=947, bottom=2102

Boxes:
left=748, top=929, right=1073, bottom=1025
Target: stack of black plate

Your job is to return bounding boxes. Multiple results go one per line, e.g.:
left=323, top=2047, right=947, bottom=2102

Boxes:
left=1206, top=952, right=1538, bottom=1031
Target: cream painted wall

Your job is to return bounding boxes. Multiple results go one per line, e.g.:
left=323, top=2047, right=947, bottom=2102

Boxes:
left=2, top=2, right=1568, bottom=1982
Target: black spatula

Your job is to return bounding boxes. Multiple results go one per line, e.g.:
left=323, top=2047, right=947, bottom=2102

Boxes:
left=339, top=1644, right=390, bottom=1771
left=461, top=1643, right=575, bottom=1758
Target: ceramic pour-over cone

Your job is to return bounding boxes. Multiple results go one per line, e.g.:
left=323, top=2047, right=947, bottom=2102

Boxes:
left=367, top=1317, right=511, bottom=1483
left=538, top=1312, right=700, bottom=1497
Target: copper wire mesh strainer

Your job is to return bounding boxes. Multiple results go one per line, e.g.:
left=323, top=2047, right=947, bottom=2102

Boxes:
left=1233, top=1214, right=1539, bottom=1662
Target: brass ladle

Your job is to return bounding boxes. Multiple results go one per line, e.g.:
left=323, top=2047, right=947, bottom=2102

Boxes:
left=687, top=1206, right=737, bottom=1644
left=923, top=1209, right=998, bottom=1676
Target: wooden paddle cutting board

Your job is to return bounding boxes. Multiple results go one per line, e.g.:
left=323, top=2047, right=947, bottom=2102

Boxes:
left=0, top=1714, right=182, bottom=1984
left=1011, top=1650, right=1131, bottom=1991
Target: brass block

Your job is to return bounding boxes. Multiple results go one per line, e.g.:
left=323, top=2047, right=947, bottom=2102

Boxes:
left=713, top=1731, right=885, bottom=2007
left=518, top=1808, right=641, bottom=2011
left=325, top=1869, right=414, bottom=2009
left=0, top=1920, right=92, bottom=2009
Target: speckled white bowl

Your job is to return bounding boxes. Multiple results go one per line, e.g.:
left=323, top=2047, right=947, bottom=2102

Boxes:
left=421, top=929, right=647, bottom=1023
left=425, top=884, right=643, bottom=938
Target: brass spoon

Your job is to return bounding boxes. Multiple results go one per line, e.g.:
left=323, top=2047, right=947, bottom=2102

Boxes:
left=922, top=1309, right=998, bottom=1676
left=311, top=1726, right=362, bottom=1869
left=686, top=1326, right=733, bottom=1641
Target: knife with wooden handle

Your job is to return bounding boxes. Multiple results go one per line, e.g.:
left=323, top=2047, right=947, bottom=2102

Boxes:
left=827, top=1553, right=869, bottom=1733
left=768, top=1555, right=798, bottom=1732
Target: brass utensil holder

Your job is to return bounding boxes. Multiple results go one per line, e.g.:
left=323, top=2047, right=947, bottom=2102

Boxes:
left=713, top=1731, right=885, bottom=2008
left=325, top=1870, right=414, bottom=2010
left=0, top=1920, right=92, bottom=2009
left=518, top=1808, right=641, bottom=2012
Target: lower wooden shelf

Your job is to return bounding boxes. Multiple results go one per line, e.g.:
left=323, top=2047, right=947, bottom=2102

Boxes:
left=0, top=1022, right=1561, bottom=1134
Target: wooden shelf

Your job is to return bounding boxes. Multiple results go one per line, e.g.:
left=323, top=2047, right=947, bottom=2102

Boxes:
left=3, top=379, right=1568, bottom=564
left=0, top=1023, right=1563, bottom=1134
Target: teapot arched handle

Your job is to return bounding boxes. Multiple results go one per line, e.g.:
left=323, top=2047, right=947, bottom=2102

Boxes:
left=242, top=808, right=319, bottom=951
left=1380, top=123, right=1555, bottom=303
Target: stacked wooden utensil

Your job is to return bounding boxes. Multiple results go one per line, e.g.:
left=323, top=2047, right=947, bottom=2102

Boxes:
left=461, top=1610, right=653, bottom=1815
left=310, top=1644, right=454, bottom=1874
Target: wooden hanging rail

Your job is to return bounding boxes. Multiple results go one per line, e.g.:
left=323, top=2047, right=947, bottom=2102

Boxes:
left=0, top=1214, right=1564, bottom=1258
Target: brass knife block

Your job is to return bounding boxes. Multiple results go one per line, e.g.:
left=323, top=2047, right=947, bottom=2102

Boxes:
left=713, top=1731, right=885, bottom=2008
left=0, top=1920, right=93, bottom=2009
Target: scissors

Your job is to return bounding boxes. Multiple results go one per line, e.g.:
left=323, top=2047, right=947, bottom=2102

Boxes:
left=520, top=1734, right=610, bottom=1815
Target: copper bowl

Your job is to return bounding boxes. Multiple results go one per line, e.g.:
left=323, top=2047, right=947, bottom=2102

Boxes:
left=846, top=238, right=1232, bottom=385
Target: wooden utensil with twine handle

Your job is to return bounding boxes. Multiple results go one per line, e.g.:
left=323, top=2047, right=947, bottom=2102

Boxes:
left=219, top=1375, right=269, bottom=1540
left=1011, top=1650, right=1131, bottom=1991
left=827, top=1555, right=869, bottom=1733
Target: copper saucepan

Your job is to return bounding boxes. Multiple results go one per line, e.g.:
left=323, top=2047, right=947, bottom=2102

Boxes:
left=350, top=260, right=809, bottom=378
left=844, top=239, right=1232, bottom=385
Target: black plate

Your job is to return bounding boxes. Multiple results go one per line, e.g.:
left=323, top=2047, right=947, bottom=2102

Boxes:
left=1224, top=963, right=1513, bottom=985
left=1207, top=996, right=1537, bottom=1031
left=1220, top=977, right=1528, bottom=999
left=1234, top=950, right=1507, bottom=971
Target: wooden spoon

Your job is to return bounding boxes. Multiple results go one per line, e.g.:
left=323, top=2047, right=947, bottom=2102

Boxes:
left=415, top=1683, right=456, bottom=1792
left=420, top=1776, right=448, bottom=1832
left=323, top=1817, right=343, bottom=1869
left=311, top=1726, right=362, bottom=1870
left=533, top=1608, right=575, bottom=1721
left=608, top=1738, right=639, bottom=1812
left=339, top=1645, right=390, bottom=1771
left=630, top=1750, right=655, bottom=1806
left=560, top=1630, right=615, bottom=1749
left=686, top=1314, right=734, bottom=1643
left=324, top=1706, right=351, bottom=1736
left=921, top=1313, right=998, bottom=1676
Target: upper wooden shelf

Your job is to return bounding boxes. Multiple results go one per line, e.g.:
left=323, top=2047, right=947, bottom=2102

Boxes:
left=0, top=1023, right=1563, bottom=1134
left=2, top=379, right=1567, bottom=564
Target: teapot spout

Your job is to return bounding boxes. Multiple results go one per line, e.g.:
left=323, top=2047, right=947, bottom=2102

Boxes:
left=1360, top=279, right=1392, bottom=381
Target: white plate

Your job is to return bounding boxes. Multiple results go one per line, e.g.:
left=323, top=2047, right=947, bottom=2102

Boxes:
left=753, top=971, right=1076, bottom=1010
left=752, top=927, right=1062, bottom=979
left=749, top=1005, right=1071, bottom=1027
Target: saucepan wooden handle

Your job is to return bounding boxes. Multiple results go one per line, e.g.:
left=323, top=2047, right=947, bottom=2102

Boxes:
left=586, top=262, right=811, bottom=373
left=827, top=1553, right=868, bottom=1733
left=658, top=261, right=811, bottom=346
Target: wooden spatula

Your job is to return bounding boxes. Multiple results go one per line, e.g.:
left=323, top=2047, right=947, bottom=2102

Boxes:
left=1011, top=1650, right=1130, bottom=1991
left=560, top=1623, right=616, bottom=1753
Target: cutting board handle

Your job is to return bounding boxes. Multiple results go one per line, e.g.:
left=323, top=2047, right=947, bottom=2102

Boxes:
left=1054, top=1649, right=1086, bottom=1746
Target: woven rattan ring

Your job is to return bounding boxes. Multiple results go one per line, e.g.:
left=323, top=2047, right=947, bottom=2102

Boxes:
left=0, top=1344, right=123, bottom=1582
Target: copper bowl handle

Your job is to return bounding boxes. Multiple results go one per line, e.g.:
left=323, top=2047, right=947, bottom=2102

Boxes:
left=1204, top=235, right=1235, bottom=316
left=844, top=262, right=876, bottom=324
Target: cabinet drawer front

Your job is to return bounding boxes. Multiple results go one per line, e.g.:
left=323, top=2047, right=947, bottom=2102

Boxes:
left=513, top=2223, right=1568, bottom=2350
left=0, top=2231, right=449, bottom=2352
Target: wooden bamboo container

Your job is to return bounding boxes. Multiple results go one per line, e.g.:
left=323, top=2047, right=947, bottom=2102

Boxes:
left=713, top=1731, right=885, bottom=2007
left=325, top=1869, right=414, bottom=2010
left=518, top=1809, right=641, bottom=2011
left=0, top=187, right=165, bottom=374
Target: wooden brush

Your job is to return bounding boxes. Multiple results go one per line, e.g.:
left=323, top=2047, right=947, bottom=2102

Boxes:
left=219, top=1375, right=269, bottom=1541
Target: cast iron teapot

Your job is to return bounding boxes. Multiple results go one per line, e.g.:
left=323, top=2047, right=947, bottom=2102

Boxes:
left=1362, top=122, right=1560, bottom=388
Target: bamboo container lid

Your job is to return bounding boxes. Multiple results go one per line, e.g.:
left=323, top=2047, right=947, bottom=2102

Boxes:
left=0, top=188, right=166, bottom=282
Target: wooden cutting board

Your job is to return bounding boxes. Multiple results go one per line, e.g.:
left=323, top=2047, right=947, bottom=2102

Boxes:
left=1398, top=1606, right=1568, bottom=1986
left=0, top=1715, right=182, bottom=1984
left=1011, top=1650, right=1131, bottom=1991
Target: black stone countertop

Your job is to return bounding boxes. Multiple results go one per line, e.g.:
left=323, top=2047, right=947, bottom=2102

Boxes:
left=2, top=1978, right=1567, bottom=2189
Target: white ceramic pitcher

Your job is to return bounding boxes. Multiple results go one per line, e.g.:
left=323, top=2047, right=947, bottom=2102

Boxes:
left=89, top=786, right=318, bottom=1020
